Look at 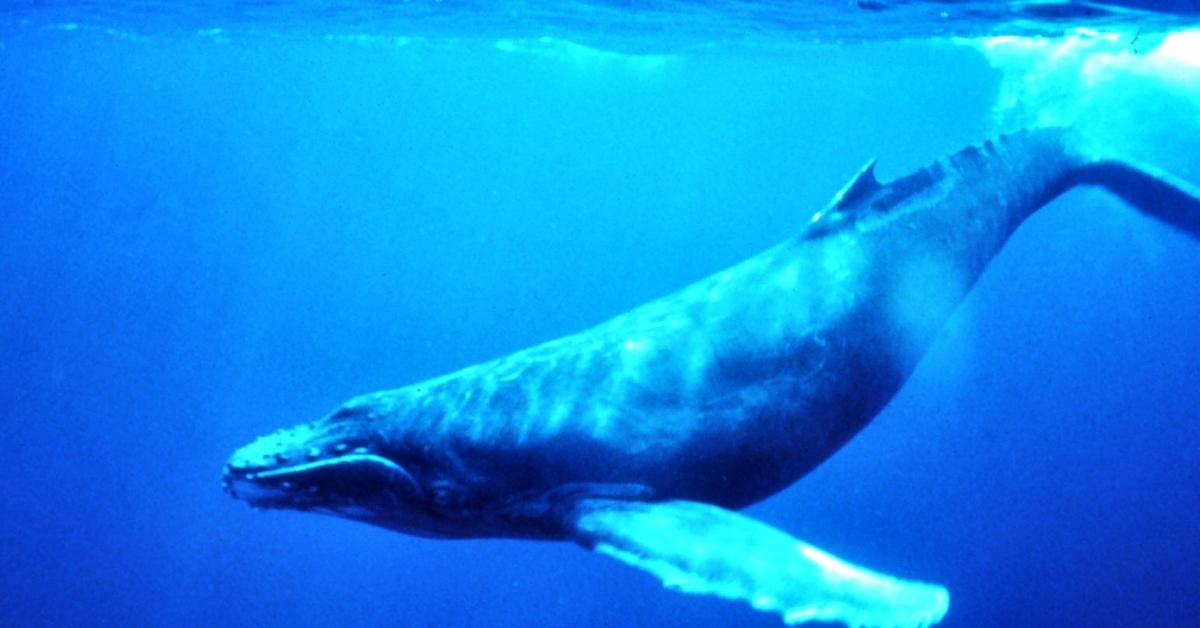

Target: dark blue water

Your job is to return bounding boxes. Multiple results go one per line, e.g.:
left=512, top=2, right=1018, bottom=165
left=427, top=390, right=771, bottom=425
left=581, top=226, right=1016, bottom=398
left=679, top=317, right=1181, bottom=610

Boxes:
left=2, top=3, right=1199, bottom=627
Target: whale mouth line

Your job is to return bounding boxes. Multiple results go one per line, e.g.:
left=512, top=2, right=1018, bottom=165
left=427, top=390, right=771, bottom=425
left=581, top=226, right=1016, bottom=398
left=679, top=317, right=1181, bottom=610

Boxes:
left=248, top=453, right=410, bottom=482
left=224, top=453, right=422, bottom=507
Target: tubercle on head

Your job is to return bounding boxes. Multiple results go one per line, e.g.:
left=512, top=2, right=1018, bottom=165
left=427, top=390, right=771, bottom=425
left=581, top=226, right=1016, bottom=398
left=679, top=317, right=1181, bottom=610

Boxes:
left=224, top=417, right=373, bottom=474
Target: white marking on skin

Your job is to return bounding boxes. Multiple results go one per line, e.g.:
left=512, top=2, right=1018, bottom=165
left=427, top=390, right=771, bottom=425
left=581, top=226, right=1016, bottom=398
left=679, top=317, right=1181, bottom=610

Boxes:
left=707, top=270, right=737, bottom=302
left=664, top=314, right=690, bottom=331
left=820, top=235, right=865, bottom=283
left=887, top=254, right=965, bottom=365
left=775, top=263, right=800, bottom=291
left=544, top=381, right=577, bottom=440
left=588, top=402, right=611, bottom=439
left=526, top=383, right=543, bottom=430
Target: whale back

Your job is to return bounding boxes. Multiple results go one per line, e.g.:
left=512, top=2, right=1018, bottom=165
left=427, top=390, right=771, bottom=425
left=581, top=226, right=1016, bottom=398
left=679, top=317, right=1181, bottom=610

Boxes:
left=341, top=130, right=1092, bottom=511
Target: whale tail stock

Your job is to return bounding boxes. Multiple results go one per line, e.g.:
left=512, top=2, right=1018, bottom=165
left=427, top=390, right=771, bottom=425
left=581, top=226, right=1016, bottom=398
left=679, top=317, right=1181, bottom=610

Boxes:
left=1067, top=156, right=1200, bottom=240
left=1010, top=125, right=1200, bottom=240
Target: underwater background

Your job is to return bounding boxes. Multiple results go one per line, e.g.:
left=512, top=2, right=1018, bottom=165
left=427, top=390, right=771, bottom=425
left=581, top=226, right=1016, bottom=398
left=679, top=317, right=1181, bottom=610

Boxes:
left=2, top=2, right=1199, bottom=627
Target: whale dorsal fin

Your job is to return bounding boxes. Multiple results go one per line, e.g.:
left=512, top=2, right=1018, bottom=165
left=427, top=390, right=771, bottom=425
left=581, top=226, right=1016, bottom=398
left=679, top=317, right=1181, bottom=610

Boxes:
left=566, top=498, right=949, bottom=628
left=804, top=158, right=883, bottom=237
left=832, top=158, right=881, bottom=210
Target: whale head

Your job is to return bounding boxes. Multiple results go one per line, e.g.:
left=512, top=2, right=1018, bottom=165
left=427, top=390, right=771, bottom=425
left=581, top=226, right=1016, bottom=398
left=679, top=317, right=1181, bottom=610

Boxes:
left=223, top=397, right=482, bottom=537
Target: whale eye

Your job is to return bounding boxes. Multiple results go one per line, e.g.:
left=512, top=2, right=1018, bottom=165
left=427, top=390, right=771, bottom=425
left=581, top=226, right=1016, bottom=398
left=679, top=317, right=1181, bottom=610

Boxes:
left=429, top=483, right=460, bottom=508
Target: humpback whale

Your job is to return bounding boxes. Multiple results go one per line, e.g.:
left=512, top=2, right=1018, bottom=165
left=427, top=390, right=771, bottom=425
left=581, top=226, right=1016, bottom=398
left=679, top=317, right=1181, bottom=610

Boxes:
left=224, top=128, right=1200, bottom=628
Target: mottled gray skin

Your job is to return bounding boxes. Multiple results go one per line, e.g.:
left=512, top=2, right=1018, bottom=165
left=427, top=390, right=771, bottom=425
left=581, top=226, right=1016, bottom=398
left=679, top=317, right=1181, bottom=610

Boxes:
left=225, top=130, right=1084, bottom=539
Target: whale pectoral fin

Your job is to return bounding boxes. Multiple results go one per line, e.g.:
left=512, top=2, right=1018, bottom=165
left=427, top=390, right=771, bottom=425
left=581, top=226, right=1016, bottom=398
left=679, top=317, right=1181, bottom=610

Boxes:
left=565, top=499, right=949, bottom=628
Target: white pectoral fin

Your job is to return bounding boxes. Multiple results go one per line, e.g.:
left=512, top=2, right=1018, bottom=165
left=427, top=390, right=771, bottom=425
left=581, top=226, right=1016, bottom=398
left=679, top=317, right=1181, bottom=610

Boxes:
left=567, top=499, right=948, bottom=628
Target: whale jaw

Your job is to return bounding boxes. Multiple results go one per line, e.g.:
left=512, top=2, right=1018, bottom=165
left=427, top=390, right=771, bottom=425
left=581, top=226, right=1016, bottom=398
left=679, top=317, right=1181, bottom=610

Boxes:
left=222, top=416, right=424, bottom=526
left=224, top=450, right=421, bottom=510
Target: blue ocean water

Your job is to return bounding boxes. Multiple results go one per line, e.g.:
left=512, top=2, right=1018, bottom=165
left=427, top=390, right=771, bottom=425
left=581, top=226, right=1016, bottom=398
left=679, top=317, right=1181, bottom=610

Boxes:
left=2, top=2, right=1199, bottom=627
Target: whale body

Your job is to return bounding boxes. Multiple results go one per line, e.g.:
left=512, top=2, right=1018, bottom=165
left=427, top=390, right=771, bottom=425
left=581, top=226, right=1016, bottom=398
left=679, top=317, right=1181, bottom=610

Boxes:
left=224, top=128, right=1200, bottom=627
